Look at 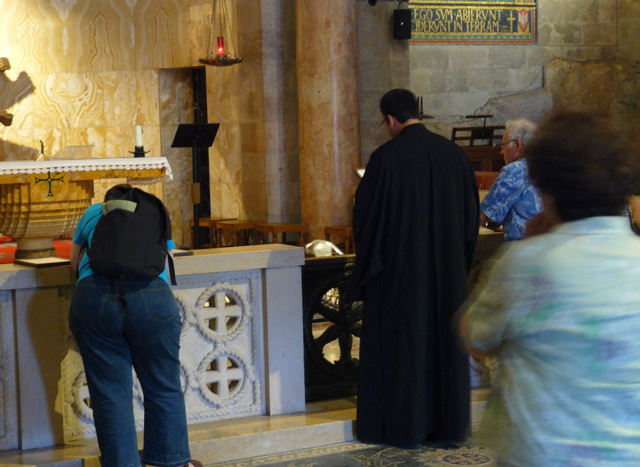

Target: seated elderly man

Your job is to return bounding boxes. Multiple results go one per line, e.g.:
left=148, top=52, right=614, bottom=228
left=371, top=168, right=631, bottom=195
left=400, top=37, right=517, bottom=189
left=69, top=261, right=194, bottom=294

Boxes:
left=481, top=119, right=542, bottom=241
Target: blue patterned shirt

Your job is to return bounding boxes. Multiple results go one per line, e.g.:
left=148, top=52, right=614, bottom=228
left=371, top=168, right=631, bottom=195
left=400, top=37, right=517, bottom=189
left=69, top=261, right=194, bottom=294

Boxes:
left=480, top=159, right=542, bottom=241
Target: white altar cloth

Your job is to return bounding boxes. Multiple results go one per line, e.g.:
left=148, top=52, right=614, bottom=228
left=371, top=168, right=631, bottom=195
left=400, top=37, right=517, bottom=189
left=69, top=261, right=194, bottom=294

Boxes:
left=0, top=157, right=173, bottom=180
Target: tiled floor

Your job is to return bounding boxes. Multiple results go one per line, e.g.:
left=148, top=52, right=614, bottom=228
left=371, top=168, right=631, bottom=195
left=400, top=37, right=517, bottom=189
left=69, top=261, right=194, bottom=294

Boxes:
left=0, top=390, right=490, bottom=466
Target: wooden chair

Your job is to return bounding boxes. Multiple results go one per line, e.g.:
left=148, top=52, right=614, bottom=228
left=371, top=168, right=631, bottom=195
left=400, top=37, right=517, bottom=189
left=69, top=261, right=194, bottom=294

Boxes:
left=189, top=217, right=236, bottom=248
left=216, top=220, right=257, bottom=247
left=464, top=146, right=505, bottom=172
left=324, top=225, right=354, bottom=254
left=452, top=124, right=506, bottom=172
left=475, top=171, right=500, bottom=190
left=451, top=125, right=505, bottom=147
left=255, top=223, right=307, bottom=246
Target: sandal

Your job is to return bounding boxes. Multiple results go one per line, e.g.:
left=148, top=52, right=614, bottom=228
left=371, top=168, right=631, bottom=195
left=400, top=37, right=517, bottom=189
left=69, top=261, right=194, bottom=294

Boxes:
left=184, top=461, right=203, bottom=467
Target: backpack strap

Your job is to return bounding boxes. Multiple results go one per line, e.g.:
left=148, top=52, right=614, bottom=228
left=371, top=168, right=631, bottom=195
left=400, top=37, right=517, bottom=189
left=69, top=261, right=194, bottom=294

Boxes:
left=167, top=254, right=177, bottom=286
left=102, top=199, right=137, bottom=215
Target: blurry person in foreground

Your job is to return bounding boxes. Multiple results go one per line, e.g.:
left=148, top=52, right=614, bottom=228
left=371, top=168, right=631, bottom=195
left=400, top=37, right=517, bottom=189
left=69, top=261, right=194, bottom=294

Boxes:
left=460, top=108, right=640, bottom=466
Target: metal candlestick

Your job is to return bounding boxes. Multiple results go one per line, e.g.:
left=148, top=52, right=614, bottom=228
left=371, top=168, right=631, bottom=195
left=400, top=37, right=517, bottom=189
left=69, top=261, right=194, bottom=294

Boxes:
left=130, top=146, right=149, bottom=158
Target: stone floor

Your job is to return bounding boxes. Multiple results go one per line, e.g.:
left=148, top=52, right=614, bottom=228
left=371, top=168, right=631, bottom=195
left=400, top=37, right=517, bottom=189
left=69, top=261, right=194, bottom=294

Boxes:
left=214, top=441, right=496, bottom=466
left=0, top=390, right=490, bottom=466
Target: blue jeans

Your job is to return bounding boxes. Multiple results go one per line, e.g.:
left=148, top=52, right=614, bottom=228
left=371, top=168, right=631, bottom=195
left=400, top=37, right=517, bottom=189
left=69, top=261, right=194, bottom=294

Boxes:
left=69, top=275, right=191, bottom=467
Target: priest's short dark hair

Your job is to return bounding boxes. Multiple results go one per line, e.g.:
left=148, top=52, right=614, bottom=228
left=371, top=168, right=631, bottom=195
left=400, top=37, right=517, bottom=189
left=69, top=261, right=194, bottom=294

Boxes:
left=380, top=88, right=420, bottom=123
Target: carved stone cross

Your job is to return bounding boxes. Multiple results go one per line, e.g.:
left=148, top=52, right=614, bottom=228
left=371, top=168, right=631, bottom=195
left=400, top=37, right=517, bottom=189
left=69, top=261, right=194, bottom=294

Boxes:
left=0, top=57, right=14, bottom=126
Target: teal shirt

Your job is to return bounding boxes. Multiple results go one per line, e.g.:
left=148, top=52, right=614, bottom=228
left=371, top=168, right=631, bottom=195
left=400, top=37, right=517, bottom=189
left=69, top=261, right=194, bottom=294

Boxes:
left=73, top=203, right=176, bottom=283
left=464, top=216, right=640, bottom=466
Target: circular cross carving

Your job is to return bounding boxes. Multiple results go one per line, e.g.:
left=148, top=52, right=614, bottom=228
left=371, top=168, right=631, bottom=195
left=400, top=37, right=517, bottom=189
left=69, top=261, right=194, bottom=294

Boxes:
left=204, top=290, right=242, bottom=334
left=72, top=371, right=93, bottom=421
left=195, top=283, right=251, bottom=342
left=197, top=348, right=251, bottom=407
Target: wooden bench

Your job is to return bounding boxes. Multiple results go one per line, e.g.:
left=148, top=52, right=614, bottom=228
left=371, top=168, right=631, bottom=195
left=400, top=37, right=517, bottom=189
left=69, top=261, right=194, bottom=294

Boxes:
left=216, top=220, right=257, bottom=247
left=189, top=216, right=237, bottom=248
left=324, top=225, right=354, bottom=254
left=255, top=223, right=307, bottom=246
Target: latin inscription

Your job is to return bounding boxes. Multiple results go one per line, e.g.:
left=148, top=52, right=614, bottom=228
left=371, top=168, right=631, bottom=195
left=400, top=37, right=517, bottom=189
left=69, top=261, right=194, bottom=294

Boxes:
left=409, top=1, right=536, bottom=44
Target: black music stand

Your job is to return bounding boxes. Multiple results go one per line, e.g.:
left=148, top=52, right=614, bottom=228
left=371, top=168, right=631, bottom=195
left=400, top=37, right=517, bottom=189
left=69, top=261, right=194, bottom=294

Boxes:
left=171, top=123, right=220, bottom=249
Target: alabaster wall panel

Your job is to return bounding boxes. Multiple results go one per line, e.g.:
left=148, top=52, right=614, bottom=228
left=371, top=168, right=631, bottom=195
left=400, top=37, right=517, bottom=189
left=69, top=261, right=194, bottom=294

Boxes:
left=142, top=124, right=162, bottom=158
left=134, top=70, right=161, bottom=127
left=96, top=0, right=136, bottom=72
left=242, top=181, right=267, bottom=221
left=102, top=71, right=137, bottom=128
left=159, top=68, right=194, bottom=126
left=206, top=67, right=241, bottom=123
left=237, top=86, right=262, bottom=125
left=133, top=0, right=192, bottom=70
left=208, top=145, right=222, bottom=183
left=216, top=124, right=242, bottom=184
left=218, top=182, right=243, bottom=219
left=189, top=2, right=212, bottom=64
left=0, top=2, right=24, bottom=63
left=0, top=0, right=270, bottom=226
left=163, top=180, right=194, bottom=248
left=32, top=73, right=105, bottom=129
left=162, top=126, right=192, bottom=182
left=28, top=0, right=70, bottom=74
left=239, top=123, right=261, bottom=156
left=242, top=151, right=266, bottom=185
left=209, top=179, right=223, bottom=217
left=52, top=0, right=104, bottom=73
left=0, top=129, right=39, bottom=161
left=158, top=68, right=193, bottom=245
left=105, top=126, right=133, bottom=158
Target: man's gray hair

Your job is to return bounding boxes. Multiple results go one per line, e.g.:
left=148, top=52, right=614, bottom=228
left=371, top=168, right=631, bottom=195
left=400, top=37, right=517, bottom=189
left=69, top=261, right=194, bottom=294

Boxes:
left=505, top=119, right=537, bottom=146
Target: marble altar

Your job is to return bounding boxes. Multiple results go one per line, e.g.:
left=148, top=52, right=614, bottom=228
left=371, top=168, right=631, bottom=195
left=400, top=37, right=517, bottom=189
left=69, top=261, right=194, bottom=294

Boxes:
left=0, top=244, right=305, bottom=451
left=0, top=157, right=171, bottom=257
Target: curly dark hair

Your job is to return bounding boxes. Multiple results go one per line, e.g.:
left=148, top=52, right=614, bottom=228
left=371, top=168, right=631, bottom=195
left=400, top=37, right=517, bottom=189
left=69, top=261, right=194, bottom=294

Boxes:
left=104, top=183, right=133, bottom=202
left=526, top=108, right=640, bottom=222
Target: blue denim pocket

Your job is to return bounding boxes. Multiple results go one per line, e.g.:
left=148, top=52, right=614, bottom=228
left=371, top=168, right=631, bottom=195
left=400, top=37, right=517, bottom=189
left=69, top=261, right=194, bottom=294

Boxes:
left=139, top=280, right=180, bottom=322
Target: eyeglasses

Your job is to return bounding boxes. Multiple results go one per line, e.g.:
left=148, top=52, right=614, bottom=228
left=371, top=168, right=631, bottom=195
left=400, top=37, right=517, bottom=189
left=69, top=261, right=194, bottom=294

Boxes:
left=496, top=139, right=516, bottom=149
left=380, top=116, right=388, bottom=127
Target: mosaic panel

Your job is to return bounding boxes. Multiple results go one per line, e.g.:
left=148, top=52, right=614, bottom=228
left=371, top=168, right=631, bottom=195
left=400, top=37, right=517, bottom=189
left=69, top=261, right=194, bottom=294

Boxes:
left=410, top=0, right=536, bottom=44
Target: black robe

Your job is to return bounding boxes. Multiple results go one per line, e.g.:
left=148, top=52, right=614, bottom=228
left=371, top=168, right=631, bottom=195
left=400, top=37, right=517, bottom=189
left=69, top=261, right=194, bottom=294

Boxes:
left=348, top=123, right=479, bottom=446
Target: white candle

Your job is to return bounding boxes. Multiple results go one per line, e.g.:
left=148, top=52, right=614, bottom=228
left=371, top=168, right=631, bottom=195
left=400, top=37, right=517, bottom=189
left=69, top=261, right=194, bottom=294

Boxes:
left=134, top=125, right=144, bottom=147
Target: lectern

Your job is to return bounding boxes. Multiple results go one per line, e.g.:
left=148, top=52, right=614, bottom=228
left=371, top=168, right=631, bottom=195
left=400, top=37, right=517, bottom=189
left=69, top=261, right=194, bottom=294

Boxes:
left=171, top=123, right=219, bottom=249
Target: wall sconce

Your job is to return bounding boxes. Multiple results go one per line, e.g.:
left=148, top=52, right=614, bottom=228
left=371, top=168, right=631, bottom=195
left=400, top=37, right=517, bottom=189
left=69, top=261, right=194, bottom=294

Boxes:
left=199, top=0, right=243, bottom=67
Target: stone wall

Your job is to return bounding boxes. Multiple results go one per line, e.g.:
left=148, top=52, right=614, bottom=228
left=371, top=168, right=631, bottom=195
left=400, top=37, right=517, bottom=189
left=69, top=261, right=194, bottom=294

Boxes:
left=619, top=0, right=640, bottom=62
left=356, top=0, right=640, bottom=165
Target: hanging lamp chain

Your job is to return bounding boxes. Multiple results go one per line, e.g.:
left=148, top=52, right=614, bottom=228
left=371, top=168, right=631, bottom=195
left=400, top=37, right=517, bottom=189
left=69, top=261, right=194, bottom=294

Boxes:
left=200, top=0, right=243, bottom=66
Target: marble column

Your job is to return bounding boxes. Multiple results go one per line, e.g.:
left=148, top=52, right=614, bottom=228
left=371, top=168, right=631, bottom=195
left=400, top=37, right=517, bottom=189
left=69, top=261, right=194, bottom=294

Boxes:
left=296, top=1, right=361, bottom=241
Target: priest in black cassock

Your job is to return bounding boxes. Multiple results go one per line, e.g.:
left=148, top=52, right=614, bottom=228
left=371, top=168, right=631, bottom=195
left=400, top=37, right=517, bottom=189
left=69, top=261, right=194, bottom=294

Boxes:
left=348, top=89, right=479, bottom=448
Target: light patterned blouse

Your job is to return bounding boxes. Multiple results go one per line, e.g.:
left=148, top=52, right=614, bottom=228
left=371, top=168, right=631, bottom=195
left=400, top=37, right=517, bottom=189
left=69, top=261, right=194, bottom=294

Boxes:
left=463, top=216, right=640, bottom=466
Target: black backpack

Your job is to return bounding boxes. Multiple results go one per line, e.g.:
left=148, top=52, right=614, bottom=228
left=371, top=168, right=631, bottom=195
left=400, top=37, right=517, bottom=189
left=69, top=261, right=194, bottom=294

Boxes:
left=88, top=186, right=177, bottom=285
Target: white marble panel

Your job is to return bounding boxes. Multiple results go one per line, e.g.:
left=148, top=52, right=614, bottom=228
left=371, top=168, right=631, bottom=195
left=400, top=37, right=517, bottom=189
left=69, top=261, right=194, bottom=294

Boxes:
left=63, top=269, right=265, bottom=441
left=0, top=290, right=17, bottom=450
